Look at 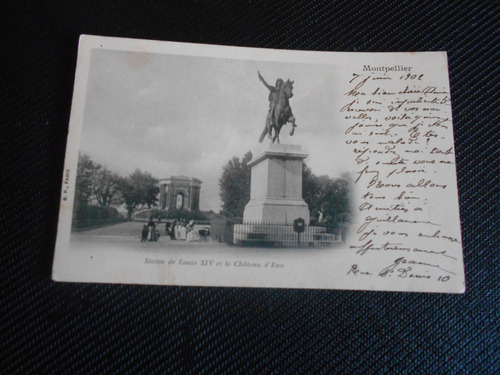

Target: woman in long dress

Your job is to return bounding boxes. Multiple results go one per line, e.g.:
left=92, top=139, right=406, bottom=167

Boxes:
left=178, top=223, right=187, bottom=240
left=186, top=220, right=199, bottom=242
left=147, top=217, right=156, bottom=241
left=175, top=221, right=183, bottom=240
left=186, top=228, right=200, bottom=242
left=170, top=221, right=176, bottom=240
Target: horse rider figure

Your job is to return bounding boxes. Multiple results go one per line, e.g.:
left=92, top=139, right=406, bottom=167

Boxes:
left=258, top=71, right=297, bottom=143
left=258, top=71, right=283, bottom=140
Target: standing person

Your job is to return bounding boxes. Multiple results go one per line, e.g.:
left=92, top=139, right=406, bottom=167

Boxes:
left=141, top=225, right=148, bottom=242
left=147, top=216, right=156, bottom=241
left=186, top=220, right=200, bottom=242
left=177, top=220, right=186, bottom=240
left=177, top=220, right=182, bottom=239
left=170, top=220, right=176, bottom=240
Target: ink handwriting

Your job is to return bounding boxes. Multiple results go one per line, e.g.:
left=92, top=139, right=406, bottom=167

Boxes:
left=341, top=63, right=461, bottom=286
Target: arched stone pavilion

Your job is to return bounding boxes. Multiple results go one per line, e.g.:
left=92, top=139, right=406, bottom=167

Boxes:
left=158, top=176, right=202, bottom=211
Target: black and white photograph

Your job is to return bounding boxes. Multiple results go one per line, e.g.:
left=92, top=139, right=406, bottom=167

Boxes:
left=4, top=3, right=497, bottom=373
left=53, top=35, right=465, bottom=293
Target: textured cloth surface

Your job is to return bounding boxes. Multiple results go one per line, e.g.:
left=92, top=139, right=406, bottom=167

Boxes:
left=1, top=0, right=498, bottom=373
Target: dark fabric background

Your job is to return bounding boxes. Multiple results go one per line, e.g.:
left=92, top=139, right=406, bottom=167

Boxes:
left=1, top=0, right=498, bottom=373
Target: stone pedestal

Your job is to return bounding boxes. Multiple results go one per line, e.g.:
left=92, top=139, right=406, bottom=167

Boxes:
left=243, top=144, right=310, bottom=224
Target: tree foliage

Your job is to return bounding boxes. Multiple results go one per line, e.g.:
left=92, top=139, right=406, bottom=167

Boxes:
left=74, top=153, right=121, bottom=207
left=73, top=205, right=124, bottom=230
left=117, top=169, right=159, bottom=220
left=75, top=153, right=97, bottom=207
left=219, top=151, right=252, bottom=218
left=93, top=167, right=121, bottom=207
left=74, top=153, right=159, bottom=221
left=134, top=208, right=211, bottom=221
left=303, top=164, right=351, bottom=227
left=218, top=154, right=352, bottom=226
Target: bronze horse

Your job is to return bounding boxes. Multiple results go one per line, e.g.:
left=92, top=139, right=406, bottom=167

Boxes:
left=259, top=79, right=297, bottom=143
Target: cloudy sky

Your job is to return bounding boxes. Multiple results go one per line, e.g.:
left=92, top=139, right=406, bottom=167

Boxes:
left=80, top=49, right=349, bottom=211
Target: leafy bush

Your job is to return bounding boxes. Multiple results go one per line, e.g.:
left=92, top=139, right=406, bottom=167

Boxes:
left=134, top=208, right=211, bottom=221
left=72, top=205, right=125, bottom=230
left=160, top=209, right=210, bottom=221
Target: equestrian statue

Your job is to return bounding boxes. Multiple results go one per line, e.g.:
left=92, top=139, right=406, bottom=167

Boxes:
left=258, top=71, right=297, bottom=144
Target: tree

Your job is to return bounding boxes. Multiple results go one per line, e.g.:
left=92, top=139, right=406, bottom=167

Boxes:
left=73, top=153, right=125, bottom=229
left=75, top=153, right=98, bottom=208
left=302, top=164, right=351, bottom=228
left=302, top=163, right=318, bottom=212
left=92, top=167, right=121, bottom=207
left=74, top=153, right=122, bottom=207
left=118, top=169, right=159, bottom=220
left=219, top=151, right=252, bottom=218
left=218, top=153, right=352, bottom=225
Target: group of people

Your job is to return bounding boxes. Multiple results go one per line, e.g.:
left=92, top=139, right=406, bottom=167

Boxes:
left=141, top=216, right=210, bottom=243
left=165, top=219, right=194, bottom=241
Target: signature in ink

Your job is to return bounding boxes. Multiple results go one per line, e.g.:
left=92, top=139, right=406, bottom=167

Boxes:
left=379, top=257, right=456, bottom=277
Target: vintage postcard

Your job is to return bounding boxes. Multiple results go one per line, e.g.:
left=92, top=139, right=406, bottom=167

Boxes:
left=53, top=35, right=465, bottom=293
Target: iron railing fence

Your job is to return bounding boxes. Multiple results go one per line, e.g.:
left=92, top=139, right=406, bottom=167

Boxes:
left=222, top=221, right=345, bottom=248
